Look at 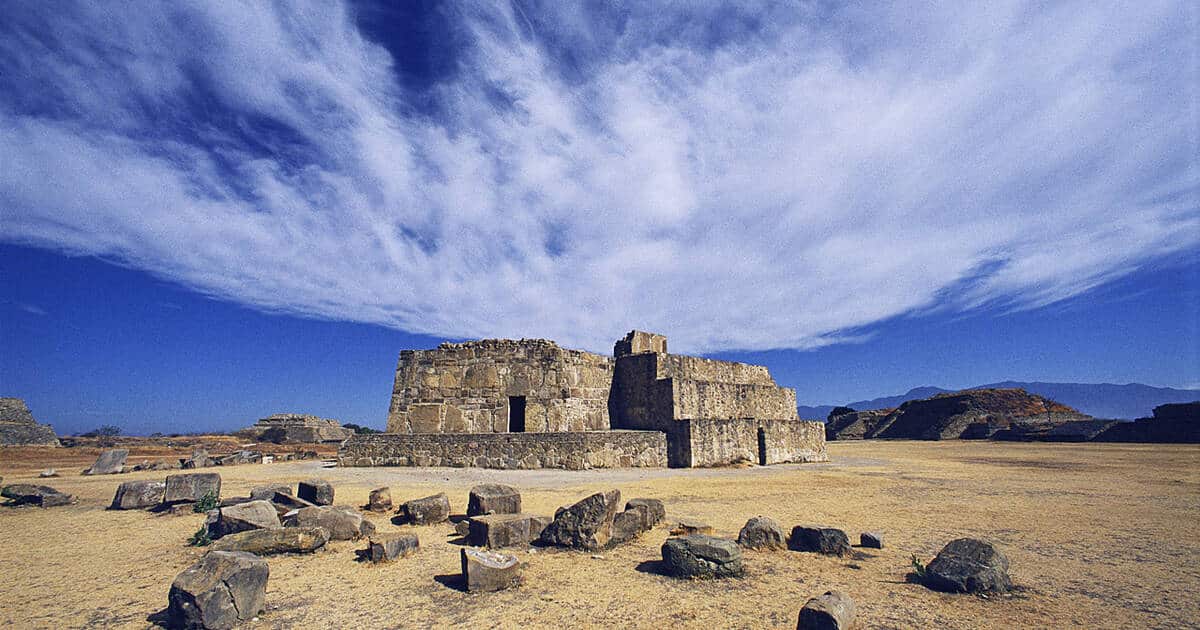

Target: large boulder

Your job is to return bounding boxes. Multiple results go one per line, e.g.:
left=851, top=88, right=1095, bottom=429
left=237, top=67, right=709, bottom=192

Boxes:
left=625, top=498, right=666, bottom=528
left=661, top=535, right=744, bottom=579
left=163, top=473, right=221, bottom=505
left=110, top=480, right=166, bottom=510
left=366, top=487, right=393, bottom=513
left=924, top=538, right=1012, bottom=593
left=467, top=484, right=521, bottom=516
left=468, top=514, right=549, bottom=548
left=282, top=506, right=373, bottom=541
left=460, top=548, right=522, bottom=593
left=789, top=526, right=851, bottom=556
left=167, top=551, right=268, bottom=629
left=738, top=516, right=786, bottom=550
left=210, top=500, right=281, bottom=538
left=210, top=527, right=330, bottom=555
left=538, top=490, right=621, bottom=551
left=797, top=590, right=856, bottom=630
left=297, top=479, right=334, bottom=506
left=398, top=493, right=450, bottom=525
left=367, top=533, right=420, bottom=563
left=83, top=449, right=128, bottom=475
left=1, top=484, right=74, bottom=507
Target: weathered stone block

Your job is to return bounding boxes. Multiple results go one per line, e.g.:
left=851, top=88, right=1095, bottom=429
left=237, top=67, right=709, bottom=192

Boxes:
left=368, top=533, right=420, bottom=563
left=2, top=484, right=73, bottom=507
left=297, top=479, right=333, bottom=506
left=110, top=480, right=165, bottom=510
left=789, top=526, right=851, bottom=556
left=83, top=449, right=128, bottom=475
left=797, top=590, right=856, bottom=630
left=399, top=492, right=450, bottom=525
left=168, top=551, right=268, bottom=629
left=367, top=487, right=392, bottom=513
left=469, top=513, right=546, bottom=548
left=210, top=526, right=330, bottom=555
left=738, top=515, right=786, bottom=550
left=538, top=490, right=621, bottom=550
left=467, top=484, right=521, bottom=516
left=249, top=484, right=291, bottom=501
left=860, top=532, right=883, bottom=549
left=661, top=535, right=744, bottom=578
left=625, top=498, right=665, bottom=528
left=283, top=506, right=372, bottom=541
left=163, top=473, right=221, bottom=505
left=924, top=538, right=1012, bottom=593
left=461, top=548, right=522, bottom=593
left=211, top=500, right=281, bottom=539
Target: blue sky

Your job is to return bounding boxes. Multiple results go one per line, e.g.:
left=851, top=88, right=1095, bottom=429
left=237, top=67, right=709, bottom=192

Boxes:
left=1, top=2, right=1197, bottom=434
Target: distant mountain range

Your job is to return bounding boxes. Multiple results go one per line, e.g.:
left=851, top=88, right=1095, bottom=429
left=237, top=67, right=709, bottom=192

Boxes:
left=797, top=382, right=1200, bottom=421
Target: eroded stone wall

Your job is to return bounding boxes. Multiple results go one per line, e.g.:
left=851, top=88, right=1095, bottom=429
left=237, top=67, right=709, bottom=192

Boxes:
left=669, top=419, right=828, bottom=467
left=386, top=339, right=612, bottom=434
left=0, top=397, right=60, bottom=446
left=338, top=430, right=667, bottom=470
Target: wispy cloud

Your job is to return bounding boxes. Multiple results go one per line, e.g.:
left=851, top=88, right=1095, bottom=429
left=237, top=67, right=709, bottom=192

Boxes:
left=0, top=1, right=1196, bottom=352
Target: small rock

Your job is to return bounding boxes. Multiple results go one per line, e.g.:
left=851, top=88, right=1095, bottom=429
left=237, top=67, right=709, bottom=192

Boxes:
left=924, top=538, right=1012, bottom=593
left=460, top=548, right=522, bottom=592
left=181, top=447, right=214, bottom=469
left=366, top=487, right=393, bottom=513
left=38, top=468, right=58, bottom=478
left=367, top=533, right=420, bottom=563
left=2, top=484, right=74, bottom=507
left=738, top=516, right=787, bottom=550
left=789, top=526, right=852, bottom=556
left=860, top=532, right=883, bottom=549
left=83, top=448, right=128, bottom=475
left=669, top=519, right=713, bottom=536
left=399, top=492, right=450, bottom=525
left=538, top=490, right=622, bottom=551
left=297, top=479, right=334, bottom=506
left=211, top=500, right=281, bottom=539
left=625, top=498, right=666, bottom=528
left=661, top=535, right=744, bottom=579
left=216, top=450, right=263, bottom=466
left=282, top=506, right=372, bottom=541
left=454, top=520, right=472, bottom=537
left=168, top=551, right=268, bottom=629
left=797, top=590, right=856, bottom=630
left=110, top=480, right=166, bottom=510
left=163, top=473, right=221, bottom=505
left=467, top=484, right=521, bottom=517
left=210, top=526, right=330, bottom=555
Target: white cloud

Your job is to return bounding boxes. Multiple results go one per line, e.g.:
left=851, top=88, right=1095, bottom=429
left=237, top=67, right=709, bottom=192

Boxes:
left=0, top=1, right=1196, bottom=353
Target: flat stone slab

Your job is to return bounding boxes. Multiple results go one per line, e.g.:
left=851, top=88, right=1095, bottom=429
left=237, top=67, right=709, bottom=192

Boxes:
left=210, top=526, right=330, bottom=555
left=211, top=500, right=281, bottom=538
left=163, top=473, right=221, bottom=505
left=283, top=506, right=373, bottom=541
left=467, top=484, right=521, bottom=516
left=468, top=513, right=549, bottom=548
left=661, top=535, right=744, bottom=579
left=110, top=480, right=165, bottom=510
left=83, top=449, right=128, bottom=475
left=798, top=590, right=856, bottom=630
left=2, top=484, right=74, bottom=507
left=367, top=533, right=420, bottom=563
left=461, top=548, right=522, bottom=593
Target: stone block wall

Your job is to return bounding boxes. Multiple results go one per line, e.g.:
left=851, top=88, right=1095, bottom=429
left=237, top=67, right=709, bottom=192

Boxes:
left=338, top=430, right=667, bottom=470
left=671, top=379, right=798, bottom=421
left=669, top=419, right=828, bottom=467
left=386, top=339, right=613, bottom=434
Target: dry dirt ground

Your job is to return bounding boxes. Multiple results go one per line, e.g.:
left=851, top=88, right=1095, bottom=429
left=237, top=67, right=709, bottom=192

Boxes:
left=1, top=440, right=1197, bottom=629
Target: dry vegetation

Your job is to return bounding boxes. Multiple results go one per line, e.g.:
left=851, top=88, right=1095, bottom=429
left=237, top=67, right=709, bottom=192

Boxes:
left=1, top=440, right=1197, bottom=629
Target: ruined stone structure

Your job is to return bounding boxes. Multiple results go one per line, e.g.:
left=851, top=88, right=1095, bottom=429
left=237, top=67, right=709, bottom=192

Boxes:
left=340, top=331, right=827, bottom=468
left=239, top=414, right=353, bottom=444
left=0, top=397, right=60, bottom=446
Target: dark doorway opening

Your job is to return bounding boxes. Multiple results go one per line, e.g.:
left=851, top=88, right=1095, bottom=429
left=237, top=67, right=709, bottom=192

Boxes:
left=508, top=396, right=526, bottom=433
left=757, top=427, right=768, bottom=466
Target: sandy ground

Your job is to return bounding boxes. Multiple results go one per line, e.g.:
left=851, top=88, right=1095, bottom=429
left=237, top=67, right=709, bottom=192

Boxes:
left=1, top=440, right=1197, bottom=629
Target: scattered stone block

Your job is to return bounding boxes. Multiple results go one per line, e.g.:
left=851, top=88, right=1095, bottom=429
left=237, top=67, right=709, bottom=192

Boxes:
left=131, top=460, right=177, bottom=471
left=738, top=515, right=786, bottom=550
left=670, top=519, right=713, bottom=536
left=860, top=532, right=883, bottom=549
left=367, top=487, right=393, bottom=513
left=211, top=526, right=330, bottom=555
left=460, top=548, right=523, bottom=592
left=661, top=535, right=745, bottom=578
left=797, top=590, right=856, bottom=630
left=469, top=514, right=550, bottom=548
left=924, top=538, right=1012, bottom=593
left=249, top=484, right=292, bottom=501
left=110, top=480, right=166, bottom=510
left=297, top=479, right=334, bottom=506
left=467, top=484, right=521, bottom=516
left=268, top=491, right=317, bottom=517
left=168, top=551, right=268, bottom=629
left=211, top=500, right=281, bottom=539
left=625, top=498, right=665, bottom=528
left=181, top=448, right=214, bottom=469
left=39, top=469, right=58, bottom=478
left=216, top=450, right=262, bottom=466
left=2, top=484, right=74, bottom=507
left=83, top=448, right=128, bottom=475
left=789, top=526, right=852, bottom=556
left=163, top=473, right=221, bottom=505
left=283, top=506, right=373, bottom=541
left=399, top=492, right=450, bottom=525
left=367, top=533, right=420, bottom=563
left=610, top=506, right=650, bottom=545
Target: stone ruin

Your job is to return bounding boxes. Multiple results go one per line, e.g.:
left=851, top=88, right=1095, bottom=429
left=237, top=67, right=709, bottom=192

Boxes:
left=339, top=330, right=827, bottom=468
left=0, top=397, right=60, bottom=446
left=239, top=413, right=353, bottom=444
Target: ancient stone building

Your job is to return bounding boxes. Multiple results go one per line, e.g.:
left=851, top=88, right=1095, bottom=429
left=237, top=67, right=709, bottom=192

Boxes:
left=340, top=331, right=827, bottom=469
left=0, top=397, right=61, bottom=446
left=239, top=413, right=353, bottom=444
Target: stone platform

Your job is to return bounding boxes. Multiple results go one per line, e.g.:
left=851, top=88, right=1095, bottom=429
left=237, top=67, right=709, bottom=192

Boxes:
left=338, top=430, right=667, bottom=470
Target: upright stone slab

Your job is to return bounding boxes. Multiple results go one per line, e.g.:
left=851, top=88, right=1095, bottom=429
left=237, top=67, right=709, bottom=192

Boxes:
left=367, top=533, right=420, bottom=563
left=538, top=490, right=622, bottom=550
left=167, top=551, right=268, bottom=629
left=366, top=487, right=393, bottom=513
left=924, top=538, right=1012, bottom=593
left=460, top=548, right=522, bottom=592
left=467, top=484, right=521, bottom=516
left=110, top=480, right=166, bottom=510
left=297, top=479, right=334, bottom=506
left=163, top=473, right=221, bottom=505
left=789, top=526, right=851, bottom=556
left=83, top=449, right=128, bottom=475
left=797, top=590, right=856, bottom=630
left=399, top=492, right=450, bottom=525
left=661, top=535, right=745, bottom=579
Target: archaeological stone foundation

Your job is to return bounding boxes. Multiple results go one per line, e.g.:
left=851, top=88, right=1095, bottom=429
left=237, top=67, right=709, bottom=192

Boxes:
left=339, top=331, right=827, bottom=469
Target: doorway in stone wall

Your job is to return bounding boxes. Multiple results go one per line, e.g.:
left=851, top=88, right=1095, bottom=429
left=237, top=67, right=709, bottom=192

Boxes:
left=757, top=427, right=768, bottom=465
left=508, top=396, right=526, bottom=432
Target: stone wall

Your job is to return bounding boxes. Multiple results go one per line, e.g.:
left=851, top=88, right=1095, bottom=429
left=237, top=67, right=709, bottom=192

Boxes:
left=671, top=380, right=798, bottom=421
left=0, top=397, right=60, bottom=446
left=239, top=413, right=353, bottom=443
left=386, top=339, right=612, bottom=434
left=669, top=419, right=828, bottom=467
left=338, top=430, right=667, bottom=470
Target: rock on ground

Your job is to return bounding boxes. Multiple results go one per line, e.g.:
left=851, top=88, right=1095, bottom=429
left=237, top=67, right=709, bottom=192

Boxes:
left=924, top=538, right=1012, bottom=593
left=163, top=473, right=221, bottom=505
left=367, top=533, right=420, bottom=563
left=738, top=516, right=787, bottom=550
left=539, top=490, right=622, bottom=551
left=860, top=532, right=883, bottom=549
left=625, top=498, right=666, bottom=528
left=267, top=491, right=317, bottom=517
left=211, top=500, right=281, bottom=538
left=83, top=449, right=128, bottom=475
left=454, top=520, right=472, bottom=536
left=399, top=493, right=451, bottom=525
left=789, top=526, right=852, bottom=556
left=297, top=479, right=334, bottom=506
left=283, top=506, right=373, bottom=541
left=609, top=506, right=650, bottom=545
left=661, top=535, right=745, bottom=579
left=670, top=520, right=713, bottom=536
left=460, top=548, right=522, bottom=593
left=110, top=480, right=165, bottom=510
left=168, top=551, right=268, bottom=629
left=467, top=484, right=521, bottom=516
left=249, top=484, right=292, bottom=501
left=366, top=487, right=392, bottom=513
left=1, top=484, right=74, bottom=507
left=797, top=590, right=856, bottom=630
left=182, top=448, right=214, bottom=469
left=468, top=514, right=549, bottom=548
left=210, top=527, right=330, bottom=555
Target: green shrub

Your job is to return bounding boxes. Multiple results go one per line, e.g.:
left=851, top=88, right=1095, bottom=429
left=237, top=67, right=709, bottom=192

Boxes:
left=193, top=490, right=219, bottom=513
left=188, top=525, right=212, bottom=547
left=910, top=554, right=928, bottom=580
